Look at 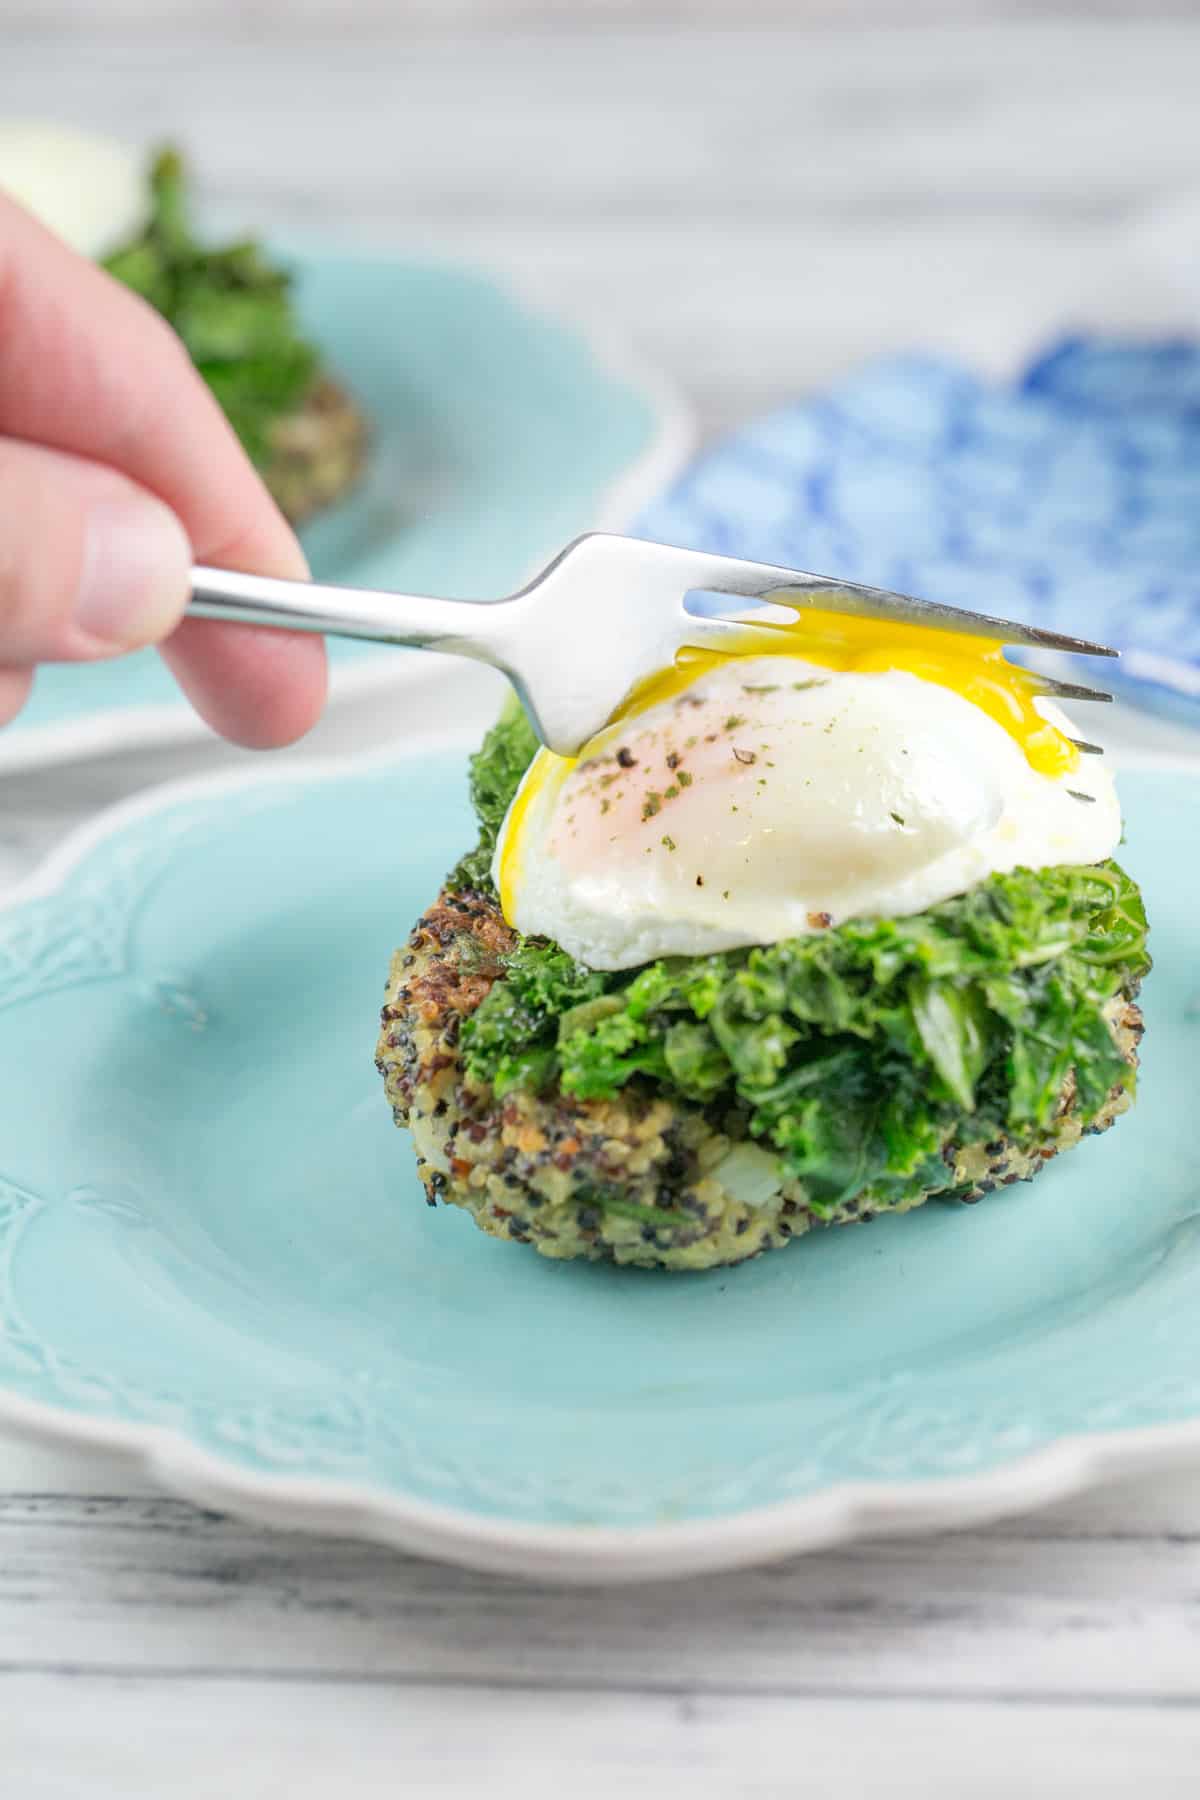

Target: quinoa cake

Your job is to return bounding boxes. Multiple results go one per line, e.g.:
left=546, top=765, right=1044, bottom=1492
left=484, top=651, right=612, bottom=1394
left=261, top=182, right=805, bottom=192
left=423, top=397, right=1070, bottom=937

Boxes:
left=376, top=886, right=1144, bottom=1271
left=376, top=697, right=1150, bottom=1272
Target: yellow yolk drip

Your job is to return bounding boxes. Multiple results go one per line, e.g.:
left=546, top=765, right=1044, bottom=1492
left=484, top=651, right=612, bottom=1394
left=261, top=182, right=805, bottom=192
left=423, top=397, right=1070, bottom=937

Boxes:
left=499, top=754, right=569, bottom=921
left=627, top=605, right=1076, bottom=779
left=496, top=603, right=1078, bottom=923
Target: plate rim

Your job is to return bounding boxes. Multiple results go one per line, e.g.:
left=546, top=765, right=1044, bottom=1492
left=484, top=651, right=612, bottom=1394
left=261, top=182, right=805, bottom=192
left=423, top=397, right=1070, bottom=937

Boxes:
left=4, top=1386, right=1200, bottom=1585
left=3, top=729, right=1200, bottom=1583
left=0, top=247, right=694, bottom=777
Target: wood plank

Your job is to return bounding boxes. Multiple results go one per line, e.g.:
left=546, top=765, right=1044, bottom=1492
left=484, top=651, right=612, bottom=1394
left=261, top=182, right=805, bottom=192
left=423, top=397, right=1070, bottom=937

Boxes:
left=0, top=23, right=1194, bottom=441
left=1, top=1495, right=1199, bottom=1700
left=3, top=1675, right=1199, bottom=1799
left=9, top=1, right=1200, bottom=32
left=6, top=25, right=1198, bottom=223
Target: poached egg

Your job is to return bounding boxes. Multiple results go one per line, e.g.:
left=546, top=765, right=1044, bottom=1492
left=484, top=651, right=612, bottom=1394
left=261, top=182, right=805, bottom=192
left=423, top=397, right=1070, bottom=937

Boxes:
left=0, top=122, right=147, bottom=259
left=494, top=609, right=1120, bottom=972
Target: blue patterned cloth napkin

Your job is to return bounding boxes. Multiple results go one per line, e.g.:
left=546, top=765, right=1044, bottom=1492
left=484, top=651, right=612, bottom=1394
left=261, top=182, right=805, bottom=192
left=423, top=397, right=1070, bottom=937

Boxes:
left=635, top=339, right=1200, bottom=721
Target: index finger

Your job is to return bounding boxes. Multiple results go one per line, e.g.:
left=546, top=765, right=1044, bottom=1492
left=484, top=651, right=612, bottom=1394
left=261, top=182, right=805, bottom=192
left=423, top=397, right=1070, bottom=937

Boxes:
left=0, top=194, right=326, bottom=745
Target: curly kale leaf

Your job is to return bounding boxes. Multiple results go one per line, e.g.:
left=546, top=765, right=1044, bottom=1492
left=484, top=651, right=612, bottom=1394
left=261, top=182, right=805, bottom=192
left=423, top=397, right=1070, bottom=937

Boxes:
left=460, top=938, right=609, bottom=1098
left=460, top=860, right=1150, bottom=1209
left=103, top=148, right=318, bottom=467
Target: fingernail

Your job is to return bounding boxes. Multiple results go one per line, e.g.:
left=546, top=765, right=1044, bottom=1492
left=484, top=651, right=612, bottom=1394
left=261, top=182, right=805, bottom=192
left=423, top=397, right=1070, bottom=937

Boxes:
left=75, top=495, right=192, bottom=648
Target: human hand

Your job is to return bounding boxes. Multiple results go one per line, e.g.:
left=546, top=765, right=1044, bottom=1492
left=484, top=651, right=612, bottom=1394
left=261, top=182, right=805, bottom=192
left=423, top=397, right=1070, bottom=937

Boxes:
left=0, top=194, right=326, bottom=745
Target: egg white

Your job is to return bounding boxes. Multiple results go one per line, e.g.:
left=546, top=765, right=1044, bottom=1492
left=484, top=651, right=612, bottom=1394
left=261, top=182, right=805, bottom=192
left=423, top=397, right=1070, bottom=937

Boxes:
left=495, top=656, right=1120, bottom=972
left=0, top=122, right=147, bottom=259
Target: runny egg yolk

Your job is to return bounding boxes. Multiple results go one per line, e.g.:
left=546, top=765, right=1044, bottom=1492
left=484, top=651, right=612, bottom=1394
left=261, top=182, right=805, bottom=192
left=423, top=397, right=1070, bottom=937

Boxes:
left=627, top=604, right=1076, bottom=780
left=497, top=603, right=1079, bottom=927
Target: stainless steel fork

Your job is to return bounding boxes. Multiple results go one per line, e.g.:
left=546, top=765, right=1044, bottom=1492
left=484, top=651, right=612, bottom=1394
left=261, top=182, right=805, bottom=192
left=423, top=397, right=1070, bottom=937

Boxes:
left=188, top=532, right=1116, bottom=757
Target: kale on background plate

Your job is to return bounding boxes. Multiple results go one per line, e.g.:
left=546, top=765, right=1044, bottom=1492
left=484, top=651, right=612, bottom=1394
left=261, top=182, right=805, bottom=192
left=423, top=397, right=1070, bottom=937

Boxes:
left=104, top=149, right=366, bottom=524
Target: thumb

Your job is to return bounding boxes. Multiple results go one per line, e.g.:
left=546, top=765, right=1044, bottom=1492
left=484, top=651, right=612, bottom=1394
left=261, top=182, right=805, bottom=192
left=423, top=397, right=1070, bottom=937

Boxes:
left=0, top=437, right=192, bottom=667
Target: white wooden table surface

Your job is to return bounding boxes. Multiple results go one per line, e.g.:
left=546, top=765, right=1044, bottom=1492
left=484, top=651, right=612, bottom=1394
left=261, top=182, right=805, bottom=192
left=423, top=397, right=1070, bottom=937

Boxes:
left=4, top=14, right=1200, bottom=1794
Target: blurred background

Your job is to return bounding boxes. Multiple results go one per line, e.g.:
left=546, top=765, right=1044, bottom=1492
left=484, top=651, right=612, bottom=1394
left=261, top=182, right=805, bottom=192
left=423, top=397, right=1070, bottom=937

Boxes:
left=4, top=0, right=1200, bottom=776
left=4, top=0, right=1199, bottom=440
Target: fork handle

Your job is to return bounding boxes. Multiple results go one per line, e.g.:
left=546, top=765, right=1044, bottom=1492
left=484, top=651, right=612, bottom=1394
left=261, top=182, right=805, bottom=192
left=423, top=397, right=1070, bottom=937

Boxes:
left=188, top=565, right=515, bottom=666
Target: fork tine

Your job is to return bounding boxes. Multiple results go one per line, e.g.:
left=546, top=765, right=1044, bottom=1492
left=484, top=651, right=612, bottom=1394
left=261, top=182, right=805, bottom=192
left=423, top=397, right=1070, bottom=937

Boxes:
left=654, top=545, right=843, bottom=602
left=686, top=618, right=1115, bottom=705
left=740, top=576, right=1119, bottom=660
left=1026, top=674, right=1114, bottom=705
left=1068, top=737, right=1105, bottom=754
left=680, top=613, right=800, bottom=656
left=653, top=540, right=1119, bottom=660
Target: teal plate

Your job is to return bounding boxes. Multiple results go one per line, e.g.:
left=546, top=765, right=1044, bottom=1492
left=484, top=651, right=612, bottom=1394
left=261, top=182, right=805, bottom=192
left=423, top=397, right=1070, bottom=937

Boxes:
left=1, top=686, right=1198, bottom=1580
left=0, top=250, right=688, bottom=774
